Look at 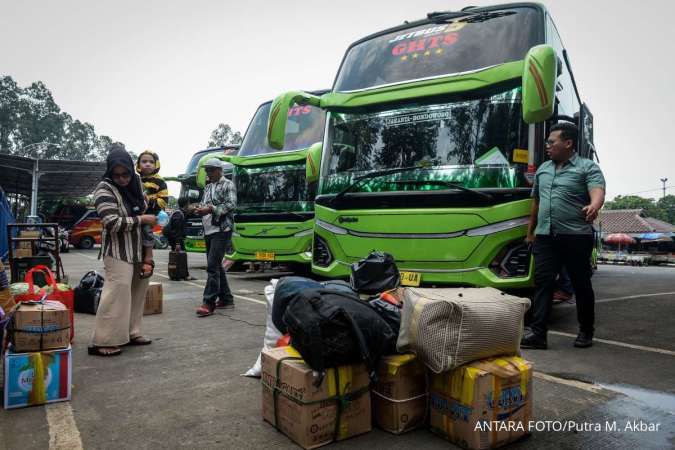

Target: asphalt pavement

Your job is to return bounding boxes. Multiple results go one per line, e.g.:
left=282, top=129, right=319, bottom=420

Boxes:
left=1, top=250, right=673, bottom=450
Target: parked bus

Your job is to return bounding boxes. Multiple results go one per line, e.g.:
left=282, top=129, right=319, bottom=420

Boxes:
left=266, top=3, right=596, bottom=288
left=176, top=145, right=238, bottom=252
left=197, top=96, right=326, bottom=269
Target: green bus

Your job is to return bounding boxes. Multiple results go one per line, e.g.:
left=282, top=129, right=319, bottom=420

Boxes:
left=198, top=97, right=326, bottom=268
left=177, top=145, right=238, bottom=252
left=266, top=3, right=596, bottom=288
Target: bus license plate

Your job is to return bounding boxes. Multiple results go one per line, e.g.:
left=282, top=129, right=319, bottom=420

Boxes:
left=194, top=240, right=206, bottom=248
left=256, top=251, right=275, bottom=261
left=400, top=271, right=421, bottom=287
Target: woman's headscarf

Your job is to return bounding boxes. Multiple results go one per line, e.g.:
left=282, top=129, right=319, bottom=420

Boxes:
left=135, top=150, right=161, bottom=176
left=104, top=145, right=145, bottom=217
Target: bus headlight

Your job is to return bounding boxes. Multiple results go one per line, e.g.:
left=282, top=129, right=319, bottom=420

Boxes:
left=315, top=219, right=348, bottom=235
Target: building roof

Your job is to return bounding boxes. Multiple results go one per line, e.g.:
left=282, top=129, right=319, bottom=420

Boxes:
left=0, top=153, right=106, bottom=199
left=596, top=209, right=675, bottom=235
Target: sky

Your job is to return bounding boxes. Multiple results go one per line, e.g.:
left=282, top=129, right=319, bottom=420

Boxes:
left=1, top=0, right=673, bottom=201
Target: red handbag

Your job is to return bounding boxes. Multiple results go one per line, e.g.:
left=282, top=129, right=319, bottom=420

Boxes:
left=16, top=265, right=74, bottom=342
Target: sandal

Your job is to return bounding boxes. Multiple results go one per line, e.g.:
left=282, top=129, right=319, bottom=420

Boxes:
left=124, top=336, right=152, bottom=346
left=140, top=260, right=155, bottom=279
left=88, top=346, right=122, bottom=357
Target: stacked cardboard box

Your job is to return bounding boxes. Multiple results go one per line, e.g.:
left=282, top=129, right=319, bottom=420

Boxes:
left=143, top=282, right=163, bottom=315
left=8, top=301, right=71, bottom=353
left=3, top=346, right=72, bottom=409
left=429, top=356, right=533, bottom=450
left=3, top=300, right=73, bottom=409
left=372, top=353, right=427, bottom=434
left=261, top=346, right=371, bottom=449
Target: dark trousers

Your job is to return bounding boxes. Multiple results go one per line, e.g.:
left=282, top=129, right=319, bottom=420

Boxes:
left=203, top=231, right=234, bottom=306
left=530, top=234, right=595, bottom=336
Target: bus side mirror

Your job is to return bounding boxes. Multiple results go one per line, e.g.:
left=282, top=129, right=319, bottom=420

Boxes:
left=522, top=45, right=557, bottom=124
left=267, top=91, right=322, bottom=150
left=305, top=142, right=322, bottom=183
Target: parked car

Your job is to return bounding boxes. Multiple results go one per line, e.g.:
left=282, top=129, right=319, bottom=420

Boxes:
left=68, top=209, right=101, bottom=249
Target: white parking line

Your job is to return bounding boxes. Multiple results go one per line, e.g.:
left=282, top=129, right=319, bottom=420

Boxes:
left=46, top=402, right=83, bottom=450
left=72, top=253, right=266, bottom=305
left=152, top=270, right=266, bottom=305
left=595, top=291, right=675, bottom=304
left=533, top=371, right=604, bottom=394
left=549, top=330, right=675, bottom=356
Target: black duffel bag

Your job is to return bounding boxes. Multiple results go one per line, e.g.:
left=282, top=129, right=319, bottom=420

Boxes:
left=283, top=288, right=397, bottom=376
left=350, top=251, right=400, bottom=295
left=74, top=271, right=104, bottom=314
left=272, top=276, right=323, bottom=333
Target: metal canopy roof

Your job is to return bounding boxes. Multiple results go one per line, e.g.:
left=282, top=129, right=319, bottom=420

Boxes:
left=0, top=153, right=106, bottom=199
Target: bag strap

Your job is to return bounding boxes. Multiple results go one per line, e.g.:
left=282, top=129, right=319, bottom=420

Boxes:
left=25, top=264, right=57, bottom=294
left=306, top=294, right=326, bottom=375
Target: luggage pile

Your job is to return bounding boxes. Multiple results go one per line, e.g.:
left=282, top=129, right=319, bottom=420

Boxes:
left=1, top=265, right=74, bottom=410
left=259, top=252, right=534, bottom=450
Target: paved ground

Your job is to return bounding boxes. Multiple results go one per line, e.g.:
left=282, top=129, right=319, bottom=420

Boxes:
left=1, top=250, right=674, bottom=449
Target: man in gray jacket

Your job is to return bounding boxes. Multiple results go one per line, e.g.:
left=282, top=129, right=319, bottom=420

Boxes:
left=195, top=158, right=236, bottom=317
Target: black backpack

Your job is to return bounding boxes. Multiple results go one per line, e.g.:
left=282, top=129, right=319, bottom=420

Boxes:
left=162, top=210, right=184, bottom=239
left=283, top=288, right=397, bottom=377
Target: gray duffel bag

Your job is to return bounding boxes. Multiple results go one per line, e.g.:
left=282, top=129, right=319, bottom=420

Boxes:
left=397, top=287, right=531, bottom=373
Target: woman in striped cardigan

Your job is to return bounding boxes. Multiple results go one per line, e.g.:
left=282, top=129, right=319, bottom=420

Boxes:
left=88, top=145, right=158, bottom=356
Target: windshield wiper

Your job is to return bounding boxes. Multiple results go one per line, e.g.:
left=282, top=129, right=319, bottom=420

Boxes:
left=239, top=205, right=308, bottom=220
left=427, top=10, right=515, bottom=24
left=331, top=165, right=428, bottom=205
left=388, top=180, right=493, bottom=200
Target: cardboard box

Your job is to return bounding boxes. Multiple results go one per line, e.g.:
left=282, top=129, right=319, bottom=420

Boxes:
left=19, top=231, right=41, bottom=238
left=8, top=301, right=71, bottom=352
left=143, top=282, right=163, bottom=315
left=429, top=356, right=533, bottom=450
left=0, top=289, right=14, bottom=315
left=4, top=345, right=72, bottom=409
left=373, top=353, right=427, bottom=434
left=261, top=346, right=371, bottom=449
left=14, top=248, right=33, bottom=258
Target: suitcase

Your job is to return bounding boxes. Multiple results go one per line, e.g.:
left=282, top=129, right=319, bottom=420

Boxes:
left=168, top=251, right=189, bottom=280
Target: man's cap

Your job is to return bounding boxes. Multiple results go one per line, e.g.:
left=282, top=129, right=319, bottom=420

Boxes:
left=203, top=158, right=223, bottom=169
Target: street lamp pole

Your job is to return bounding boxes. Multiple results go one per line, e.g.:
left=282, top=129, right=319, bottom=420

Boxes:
left=660, top=178, right=668, bottom=200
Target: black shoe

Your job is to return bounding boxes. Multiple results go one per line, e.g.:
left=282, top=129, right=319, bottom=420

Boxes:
left=520, top=330, right=548, bottom=349
left=574, top=331, right=593, bottom=348
left=215, top=300, right=235, bottom=309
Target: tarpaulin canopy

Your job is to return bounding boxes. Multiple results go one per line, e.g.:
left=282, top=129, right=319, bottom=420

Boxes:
left=0, top=153, right=106, bottom=216
left=637, top=232, right=674, bottom=242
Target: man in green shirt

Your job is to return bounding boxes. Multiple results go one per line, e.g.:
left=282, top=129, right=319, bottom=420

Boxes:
left=521, top=123, right=606, bottom=349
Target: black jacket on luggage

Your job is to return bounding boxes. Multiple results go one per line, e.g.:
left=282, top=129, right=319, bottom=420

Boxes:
left=283, top=288, right=397, bottom=377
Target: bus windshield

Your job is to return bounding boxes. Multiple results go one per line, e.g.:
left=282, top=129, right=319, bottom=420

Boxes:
left=320, top=86, right=529, bottom=195
left=236, top=163, right=315, bottom=212
left=238, top=103, right=326, bottom=156
left=334, top=7, right=540, bottom=92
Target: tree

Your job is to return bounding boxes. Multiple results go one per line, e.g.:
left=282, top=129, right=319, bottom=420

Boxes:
left=603, top=195, right=661, bottom=219
left=0, top=74, right=124, bottom=161
left=656, top=195, right=675, bottom=225
left=208, top=123, right=242, bottom=147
